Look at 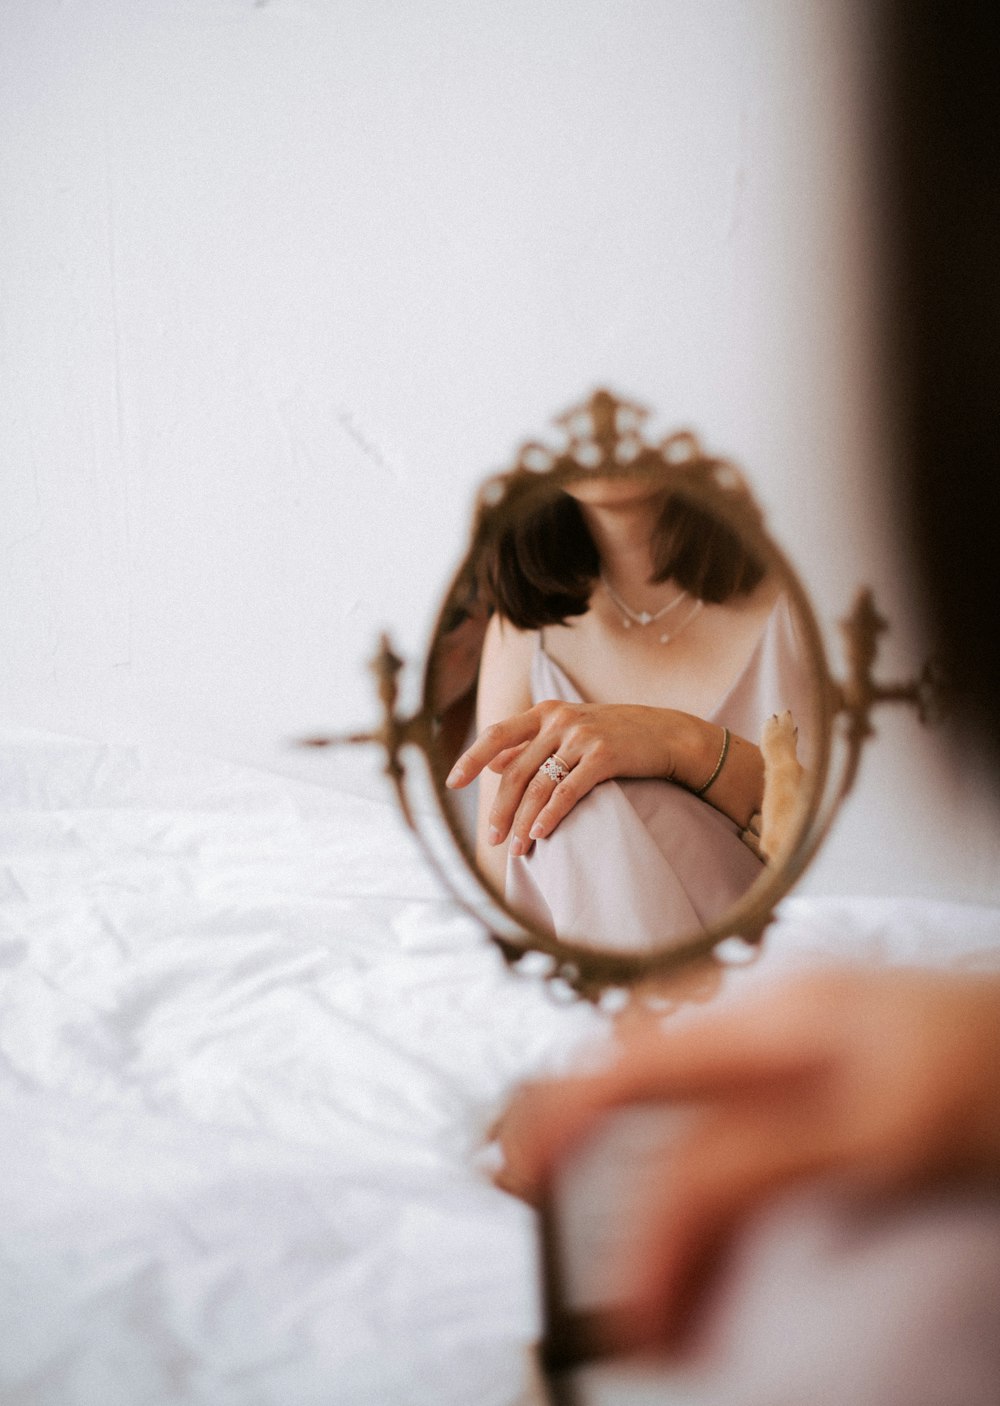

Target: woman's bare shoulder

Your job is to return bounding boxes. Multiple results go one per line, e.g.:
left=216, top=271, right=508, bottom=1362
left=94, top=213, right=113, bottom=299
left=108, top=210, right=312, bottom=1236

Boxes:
left=481, top=612, right=538, bottom=668
left=477, top=614, right=535, bottom=726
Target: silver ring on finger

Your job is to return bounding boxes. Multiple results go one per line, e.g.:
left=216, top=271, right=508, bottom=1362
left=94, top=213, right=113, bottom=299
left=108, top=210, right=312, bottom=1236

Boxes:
left=539, top=753, right=570, bottom=784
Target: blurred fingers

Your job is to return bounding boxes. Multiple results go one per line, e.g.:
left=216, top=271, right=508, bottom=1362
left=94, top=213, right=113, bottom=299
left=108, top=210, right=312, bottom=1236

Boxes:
left=607, top=1098, right=835, bottom=1354
left=507, top=1008, right=826, bottom=1193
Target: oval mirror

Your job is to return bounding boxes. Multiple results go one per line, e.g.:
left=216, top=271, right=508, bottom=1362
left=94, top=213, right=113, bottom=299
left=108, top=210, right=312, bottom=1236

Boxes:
left=421, top=390, right=835, bottom=989
left=303, top=388, right=932, bottom=996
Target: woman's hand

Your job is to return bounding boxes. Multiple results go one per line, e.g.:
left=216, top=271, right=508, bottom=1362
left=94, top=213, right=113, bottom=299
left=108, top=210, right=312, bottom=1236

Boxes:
left=496, top=967, right=1000, bottom=1353
left=446, top=700, right=702, bottom=857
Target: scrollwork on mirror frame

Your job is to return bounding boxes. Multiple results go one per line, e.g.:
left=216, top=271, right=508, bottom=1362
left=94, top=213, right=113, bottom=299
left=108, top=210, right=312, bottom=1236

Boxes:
left=299, top=389, right=940, bottom=1001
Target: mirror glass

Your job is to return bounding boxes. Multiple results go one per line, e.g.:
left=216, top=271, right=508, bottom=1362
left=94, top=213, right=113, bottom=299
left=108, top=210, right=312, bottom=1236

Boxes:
left=423, top=392, right=830, bottom=970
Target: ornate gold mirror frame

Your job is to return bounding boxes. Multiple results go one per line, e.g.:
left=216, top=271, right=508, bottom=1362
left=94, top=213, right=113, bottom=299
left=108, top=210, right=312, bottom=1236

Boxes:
left=302, top=391, right=938, bottom=999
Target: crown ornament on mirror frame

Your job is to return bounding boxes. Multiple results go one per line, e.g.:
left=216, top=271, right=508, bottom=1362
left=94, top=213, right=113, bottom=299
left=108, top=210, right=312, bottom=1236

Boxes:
left=511, top=387, right=732, bottom=482
left=554, top=387, right=650, bottom=469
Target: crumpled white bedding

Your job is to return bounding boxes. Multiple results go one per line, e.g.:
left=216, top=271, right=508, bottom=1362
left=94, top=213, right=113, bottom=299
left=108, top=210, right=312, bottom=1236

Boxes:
left=1, top=727, right=998, bottom=1406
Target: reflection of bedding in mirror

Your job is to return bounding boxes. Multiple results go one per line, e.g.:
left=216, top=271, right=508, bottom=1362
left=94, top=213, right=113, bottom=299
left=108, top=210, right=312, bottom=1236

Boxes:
left=439, top=475, right=817, bottom=954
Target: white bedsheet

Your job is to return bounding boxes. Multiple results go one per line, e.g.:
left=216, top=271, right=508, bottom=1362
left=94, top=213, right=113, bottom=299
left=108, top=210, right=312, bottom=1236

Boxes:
left=1, top=728, right=997, bottom=1405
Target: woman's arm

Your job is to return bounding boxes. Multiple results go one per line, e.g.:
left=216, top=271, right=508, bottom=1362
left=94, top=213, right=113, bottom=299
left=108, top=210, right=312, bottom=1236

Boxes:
left=472, top=614, right=534, bottom=892
left=448, top=700, right=765, bottom=860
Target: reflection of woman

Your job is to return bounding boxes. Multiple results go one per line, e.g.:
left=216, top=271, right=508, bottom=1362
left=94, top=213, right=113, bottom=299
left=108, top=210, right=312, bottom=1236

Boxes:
left=446, top=474, right=814, bottom=950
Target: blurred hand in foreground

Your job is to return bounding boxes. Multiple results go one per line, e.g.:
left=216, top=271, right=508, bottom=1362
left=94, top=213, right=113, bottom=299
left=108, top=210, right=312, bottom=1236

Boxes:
left=499, top=967, right=1000, bottom=1354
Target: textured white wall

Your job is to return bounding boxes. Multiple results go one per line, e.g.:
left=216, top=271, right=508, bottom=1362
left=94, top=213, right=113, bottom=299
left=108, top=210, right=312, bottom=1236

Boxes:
left=2, top=0, right=998, bottom=902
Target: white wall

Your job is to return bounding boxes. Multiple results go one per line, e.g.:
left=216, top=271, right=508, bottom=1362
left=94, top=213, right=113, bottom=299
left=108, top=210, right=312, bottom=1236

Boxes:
left=2, top=0, right=998, bottom=902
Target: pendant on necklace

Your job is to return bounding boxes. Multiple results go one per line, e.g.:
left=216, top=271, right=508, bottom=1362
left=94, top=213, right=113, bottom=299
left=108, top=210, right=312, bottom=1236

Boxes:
left=659, top=598, right=704, bottom=644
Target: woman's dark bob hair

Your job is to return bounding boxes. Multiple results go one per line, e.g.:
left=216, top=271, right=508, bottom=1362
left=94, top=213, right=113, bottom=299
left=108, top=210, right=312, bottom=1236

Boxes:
left=476, top=486, right=766, bottom=631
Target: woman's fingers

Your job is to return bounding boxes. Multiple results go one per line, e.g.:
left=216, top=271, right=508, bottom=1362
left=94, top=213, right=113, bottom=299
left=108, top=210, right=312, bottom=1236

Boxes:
left=603, top=1098, right=835, bottom=1354
left=491, top=736, right=608, bottom=851
left=487, top=744, right=528, bottom=773
left=524, top=757, right=605, bottom=841
left=508, top=755, right=605, bottom=854
left=446, top=713, right=541, bottom=788
left=448, top=701, right=594, bottom=793
left=489, top=712, right=615, bottom=847
left=503, top=1001, right=824, bottom=1193
left=483, top=728, right=576, bottom=844
left=497, top=749, right=576, bottom=854
left=453, top=699, right=684, bottom=851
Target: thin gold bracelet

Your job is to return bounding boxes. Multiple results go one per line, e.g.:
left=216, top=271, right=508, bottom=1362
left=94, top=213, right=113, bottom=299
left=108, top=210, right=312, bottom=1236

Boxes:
left=693, top=726, right=731, bottom=797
